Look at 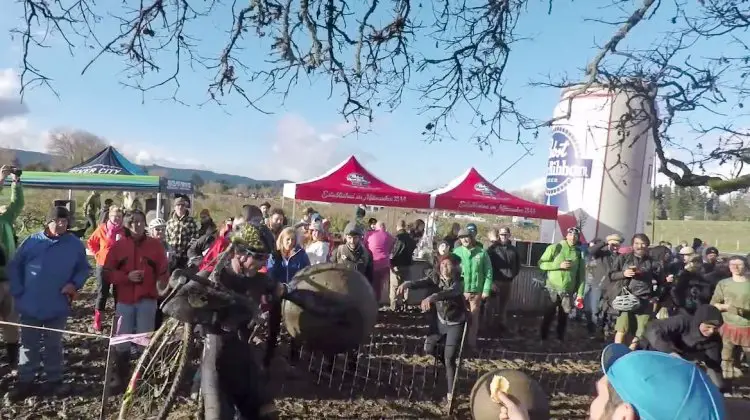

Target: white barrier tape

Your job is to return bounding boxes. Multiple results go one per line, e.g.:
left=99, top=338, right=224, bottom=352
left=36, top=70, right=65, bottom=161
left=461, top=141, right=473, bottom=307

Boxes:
left=0, top=320, right=152, bottom=346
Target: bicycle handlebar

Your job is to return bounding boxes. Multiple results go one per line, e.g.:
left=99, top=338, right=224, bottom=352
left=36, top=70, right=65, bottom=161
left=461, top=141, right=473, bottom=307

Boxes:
left=170, top=268, right=262, bottom=312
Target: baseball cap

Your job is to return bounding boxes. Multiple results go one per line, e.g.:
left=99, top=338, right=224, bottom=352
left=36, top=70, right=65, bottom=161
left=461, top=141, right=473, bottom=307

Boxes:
left=601, top=344, right=725, bottom=420
left=457, top=228, right=471, bottom=238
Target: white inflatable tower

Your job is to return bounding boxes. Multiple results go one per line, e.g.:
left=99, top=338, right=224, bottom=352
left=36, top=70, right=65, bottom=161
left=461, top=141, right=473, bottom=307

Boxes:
left=540, top=84, right=657, bottom=244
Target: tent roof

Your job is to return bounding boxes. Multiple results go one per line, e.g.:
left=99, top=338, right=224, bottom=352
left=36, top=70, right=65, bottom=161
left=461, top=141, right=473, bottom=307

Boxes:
left=430, top=168, right=558, bottom=219
left=67, top=146, right=146, bottom=176
left=4, top=171, right=161, bottom=191
left=282, top=156, right=431, bottom=209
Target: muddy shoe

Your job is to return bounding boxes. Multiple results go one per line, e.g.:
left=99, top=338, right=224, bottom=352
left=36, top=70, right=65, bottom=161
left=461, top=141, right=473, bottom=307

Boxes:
left=5, top=381, right=35, bottom=403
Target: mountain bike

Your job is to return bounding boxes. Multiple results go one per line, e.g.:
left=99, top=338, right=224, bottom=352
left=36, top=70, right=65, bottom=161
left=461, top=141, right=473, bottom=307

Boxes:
left=117, top=244, right=267, bottom=420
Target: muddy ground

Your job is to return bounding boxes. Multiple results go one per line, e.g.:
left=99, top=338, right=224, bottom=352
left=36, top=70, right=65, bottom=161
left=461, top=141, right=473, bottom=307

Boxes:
left=1, top=283, right=748, bottom=419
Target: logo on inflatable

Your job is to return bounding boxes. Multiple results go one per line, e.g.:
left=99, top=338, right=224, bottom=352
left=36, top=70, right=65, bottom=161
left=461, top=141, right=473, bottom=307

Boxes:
left=346, top=172, right=370, bottom=188
left=473, top=182, right=496, bottom=198
left=545, top=126, right=593, bottom=202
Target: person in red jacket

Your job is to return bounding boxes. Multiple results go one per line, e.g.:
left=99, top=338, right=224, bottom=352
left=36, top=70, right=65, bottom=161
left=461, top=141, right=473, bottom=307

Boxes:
left=103, top=209, right=169, bottom=389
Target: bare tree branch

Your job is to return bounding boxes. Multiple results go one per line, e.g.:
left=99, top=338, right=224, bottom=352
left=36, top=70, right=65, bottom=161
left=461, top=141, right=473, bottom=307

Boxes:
left=10, top=0, right=750, bottom=193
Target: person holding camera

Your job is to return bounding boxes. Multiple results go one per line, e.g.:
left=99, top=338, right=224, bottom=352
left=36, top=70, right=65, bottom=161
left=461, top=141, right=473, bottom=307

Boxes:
left=0, top=165, right=24, bottom=370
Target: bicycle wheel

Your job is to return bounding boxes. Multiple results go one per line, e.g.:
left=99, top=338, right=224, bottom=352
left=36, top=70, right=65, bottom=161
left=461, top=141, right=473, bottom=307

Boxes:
left=118, top=318, right=195, bottom=420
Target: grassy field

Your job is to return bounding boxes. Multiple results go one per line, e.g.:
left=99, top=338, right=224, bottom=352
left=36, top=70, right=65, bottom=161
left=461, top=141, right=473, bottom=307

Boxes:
left=650, top=220, right=750, bottom=253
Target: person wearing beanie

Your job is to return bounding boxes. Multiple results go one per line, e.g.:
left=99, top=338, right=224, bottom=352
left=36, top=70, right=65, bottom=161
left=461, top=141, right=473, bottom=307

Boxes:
left=102, top=209, right=169, bottom=390
left=640, top=304, right=726, bottom=391
left=7, top=206, right=90, bottom=401
left=332, top=221, right=374, bottom=285
left=703, top=246, right=719, bottom=274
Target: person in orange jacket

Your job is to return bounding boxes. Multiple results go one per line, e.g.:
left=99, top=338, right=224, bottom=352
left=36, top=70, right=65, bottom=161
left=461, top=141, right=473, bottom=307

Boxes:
left=103, top=209, right=169, bottom=388
left=87, top=204, right=125, bottom=332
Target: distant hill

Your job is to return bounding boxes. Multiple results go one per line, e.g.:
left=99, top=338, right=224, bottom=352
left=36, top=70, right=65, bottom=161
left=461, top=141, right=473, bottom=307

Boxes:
left=0, top=148, right=288, bottom=188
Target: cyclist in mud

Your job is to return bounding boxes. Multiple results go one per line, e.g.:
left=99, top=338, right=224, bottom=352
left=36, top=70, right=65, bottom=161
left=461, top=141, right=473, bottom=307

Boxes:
left=165, top=222, right=357, bottom=420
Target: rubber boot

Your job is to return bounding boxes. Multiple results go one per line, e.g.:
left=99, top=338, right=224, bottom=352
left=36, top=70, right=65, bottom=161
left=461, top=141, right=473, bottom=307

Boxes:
left=93, top=309, right=103, bottom=332
left=5, top=342, right=20, bottom=369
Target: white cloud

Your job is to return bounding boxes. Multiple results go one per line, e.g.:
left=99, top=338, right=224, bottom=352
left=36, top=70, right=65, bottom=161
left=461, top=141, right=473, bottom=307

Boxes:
left=516, top=176, right=546, bottom=194
left=0, top=66, right=367, bottom=180
left=244, top=113, right=370, bottom=181
left=0, top=68, right=41, bottom=151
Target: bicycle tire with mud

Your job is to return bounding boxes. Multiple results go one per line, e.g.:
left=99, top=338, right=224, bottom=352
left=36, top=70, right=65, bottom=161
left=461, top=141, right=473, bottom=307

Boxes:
left=118, top=318, right=195, bottom=420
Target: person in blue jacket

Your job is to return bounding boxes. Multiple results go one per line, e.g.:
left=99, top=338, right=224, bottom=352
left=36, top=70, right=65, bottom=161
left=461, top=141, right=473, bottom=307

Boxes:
left=264, top=226, right=310, bottom=369
left=6, top=206, right=90, bottom=402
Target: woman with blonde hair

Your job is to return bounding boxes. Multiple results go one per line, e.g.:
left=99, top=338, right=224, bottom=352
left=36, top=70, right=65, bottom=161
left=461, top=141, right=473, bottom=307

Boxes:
left=264, top=227, right=310, bottom=368
left=305, top=221, right=330, bottom=265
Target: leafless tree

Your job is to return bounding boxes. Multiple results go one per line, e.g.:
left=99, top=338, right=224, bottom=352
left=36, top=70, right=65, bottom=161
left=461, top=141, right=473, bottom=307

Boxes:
left=10, top=0, right=750, bottom=193
left=46, top=128, right=107, bottom=166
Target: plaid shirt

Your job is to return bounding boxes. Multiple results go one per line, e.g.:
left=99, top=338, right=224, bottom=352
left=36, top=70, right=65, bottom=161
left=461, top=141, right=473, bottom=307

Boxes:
left=166, top=213, right=199, bottom=258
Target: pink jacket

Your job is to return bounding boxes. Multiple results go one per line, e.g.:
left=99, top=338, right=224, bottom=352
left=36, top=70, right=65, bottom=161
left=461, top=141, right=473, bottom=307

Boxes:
left=366, top=229, right=394, bottom=271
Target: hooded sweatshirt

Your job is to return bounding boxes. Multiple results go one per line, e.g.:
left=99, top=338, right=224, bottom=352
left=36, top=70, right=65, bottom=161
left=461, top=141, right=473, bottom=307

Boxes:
left=641, top=304, right=723, bottom=372
left=8, top=230, right=90, bottom=321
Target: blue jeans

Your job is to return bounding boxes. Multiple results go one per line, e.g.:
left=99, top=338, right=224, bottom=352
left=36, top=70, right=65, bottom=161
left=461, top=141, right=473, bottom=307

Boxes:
left=18, top=314, right=67, bottom=383
left=114, top=299, right=157, bottom=354
left=584, top=283, right=602, bottom=322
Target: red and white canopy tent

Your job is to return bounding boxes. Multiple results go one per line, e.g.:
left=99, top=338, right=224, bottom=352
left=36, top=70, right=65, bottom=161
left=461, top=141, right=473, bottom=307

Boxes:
left=430, top=168, right=558, bottom=220
left=282, top=156, right=432, bottom=213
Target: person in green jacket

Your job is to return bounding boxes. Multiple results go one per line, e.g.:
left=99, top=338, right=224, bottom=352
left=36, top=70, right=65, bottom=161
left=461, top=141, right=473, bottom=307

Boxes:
left=83, top=191, right=101, bottom=233
left=0, top=165, right=24, bottom=368
left=452, top=228, right=492, bottom=347
left=538, top=226, right=586, bottom=341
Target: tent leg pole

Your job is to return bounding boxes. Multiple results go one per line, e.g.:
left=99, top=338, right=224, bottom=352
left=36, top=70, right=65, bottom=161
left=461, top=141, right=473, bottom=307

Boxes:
left=156, top=193, right=162, bottom=218
left=291, top=201, right=296, bottom=223
left=68, top=189, right=72, bottom=200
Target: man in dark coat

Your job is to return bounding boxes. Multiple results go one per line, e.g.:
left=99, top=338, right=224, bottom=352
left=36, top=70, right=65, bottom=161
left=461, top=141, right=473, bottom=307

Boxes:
left=640, top=304, right=726, bottom=391
left=389, top=220, right=417, bottom=310
left=588, top=234, right=623, bottom=336
left=485, top=227, right=520, bottom=333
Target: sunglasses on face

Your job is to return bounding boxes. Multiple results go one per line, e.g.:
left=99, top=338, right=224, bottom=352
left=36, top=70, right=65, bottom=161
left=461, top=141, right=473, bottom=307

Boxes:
left=236, top=248, right=269, bottom=261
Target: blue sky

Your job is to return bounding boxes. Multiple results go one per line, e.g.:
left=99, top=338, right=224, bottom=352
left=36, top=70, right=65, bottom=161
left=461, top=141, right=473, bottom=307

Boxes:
left=0, top=0, right=738, bottom=192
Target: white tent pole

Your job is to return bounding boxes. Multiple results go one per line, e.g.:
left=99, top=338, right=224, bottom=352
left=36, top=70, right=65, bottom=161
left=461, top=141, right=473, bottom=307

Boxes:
left=292, top=201, right=296, bottom=223
left=68, top=189, right=72, bottom=200
left=156, top=193, right=162, bottom=218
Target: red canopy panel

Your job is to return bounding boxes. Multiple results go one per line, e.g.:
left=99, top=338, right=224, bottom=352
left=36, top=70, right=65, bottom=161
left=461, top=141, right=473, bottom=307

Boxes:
left=282, top=156, right=432, bottom=209
left=430, top=168, right=558, bottom=220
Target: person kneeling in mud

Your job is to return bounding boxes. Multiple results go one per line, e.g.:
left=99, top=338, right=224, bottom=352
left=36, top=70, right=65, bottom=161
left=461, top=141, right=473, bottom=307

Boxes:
left=640, top=303, right=727, bottom=391
left=397, top=254, right=466, bottom=402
